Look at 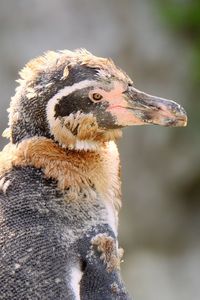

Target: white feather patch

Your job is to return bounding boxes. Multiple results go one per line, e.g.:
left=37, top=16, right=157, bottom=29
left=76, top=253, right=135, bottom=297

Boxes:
left=104, top=199, right=118, bottom=236
left=72, top=139, right=99, bottom=151
left=70, top=266, right=83, bottom=300
left=0, top=177, right=11, bottom=194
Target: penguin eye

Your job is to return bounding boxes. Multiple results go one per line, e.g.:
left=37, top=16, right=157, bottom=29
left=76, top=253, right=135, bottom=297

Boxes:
left=91, top=93, right=103, bottom=101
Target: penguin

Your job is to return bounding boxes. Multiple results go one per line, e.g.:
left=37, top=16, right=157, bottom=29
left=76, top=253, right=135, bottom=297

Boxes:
left=0, top=49, right=187, bottom=300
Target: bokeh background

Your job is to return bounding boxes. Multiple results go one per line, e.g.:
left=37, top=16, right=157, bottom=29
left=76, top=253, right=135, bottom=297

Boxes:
left=0, top=0, right=199, bottom=299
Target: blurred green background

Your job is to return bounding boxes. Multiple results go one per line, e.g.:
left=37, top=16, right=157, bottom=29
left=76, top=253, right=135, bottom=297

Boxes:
left=0, top=1, right=199, bottom=299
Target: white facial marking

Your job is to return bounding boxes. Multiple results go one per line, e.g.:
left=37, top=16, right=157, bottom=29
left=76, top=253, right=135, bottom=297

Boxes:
left=46, top=80, right=97, bottom=147
left=47, top=80, right=97, bottom=114
left=70, top=266, right=83, bottom=300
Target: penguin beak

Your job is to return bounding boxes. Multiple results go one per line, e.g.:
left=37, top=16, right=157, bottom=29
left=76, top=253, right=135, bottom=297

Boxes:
left=107, top=87, right=187, bottom=127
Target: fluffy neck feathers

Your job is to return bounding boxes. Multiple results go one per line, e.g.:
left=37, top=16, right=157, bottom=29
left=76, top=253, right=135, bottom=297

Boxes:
left=0, top=137, right=122, bottom=211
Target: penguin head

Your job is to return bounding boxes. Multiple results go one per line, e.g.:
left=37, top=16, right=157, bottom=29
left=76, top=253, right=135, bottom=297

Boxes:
left=7, top=49, right=187, bottom=150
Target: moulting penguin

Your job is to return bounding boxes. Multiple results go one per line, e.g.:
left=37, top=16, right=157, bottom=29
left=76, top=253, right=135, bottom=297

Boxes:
left=0, top=49, right=187, bottom=299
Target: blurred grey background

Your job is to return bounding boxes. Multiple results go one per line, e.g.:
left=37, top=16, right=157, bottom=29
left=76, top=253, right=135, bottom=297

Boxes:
left=0, top=0, right=199, bottom=299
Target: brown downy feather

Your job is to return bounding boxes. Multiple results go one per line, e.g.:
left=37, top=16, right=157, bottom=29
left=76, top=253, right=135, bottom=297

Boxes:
left=19, top=49, right=131, bottom=84
left=0, top=137, right=121, bottom=211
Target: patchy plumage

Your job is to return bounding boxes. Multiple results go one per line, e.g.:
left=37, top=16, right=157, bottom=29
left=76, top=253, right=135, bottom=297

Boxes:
left=0, top=49, right=187, bottom=300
